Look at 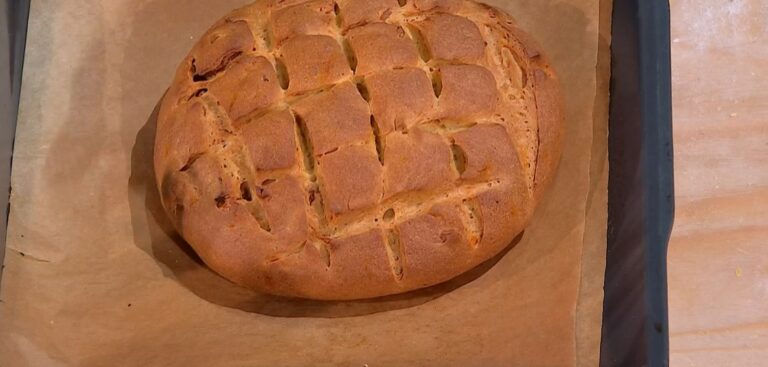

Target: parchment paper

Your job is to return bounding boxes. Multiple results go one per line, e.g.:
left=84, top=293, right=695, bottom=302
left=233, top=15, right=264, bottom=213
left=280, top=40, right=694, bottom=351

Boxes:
left=0, top=0, right=610, bottom=366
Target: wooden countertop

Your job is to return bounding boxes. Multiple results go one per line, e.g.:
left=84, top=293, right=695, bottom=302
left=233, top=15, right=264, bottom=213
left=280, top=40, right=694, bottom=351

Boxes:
left=668, top=0, right=768, bottom=365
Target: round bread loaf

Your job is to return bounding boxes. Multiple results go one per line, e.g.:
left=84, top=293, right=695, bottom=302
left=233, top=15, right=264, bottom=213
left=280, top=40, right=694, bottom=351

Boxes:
left=155, top=0, right=563, bottom=300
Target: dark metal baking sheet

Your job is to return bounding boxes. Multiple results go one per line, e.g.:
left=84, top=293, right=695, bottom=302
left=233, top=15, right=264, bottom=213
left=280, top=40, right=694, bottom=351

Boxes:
left=601, top=0, right=674, bottom=366
left=0, top=0, right=31, bottom=274
left=0, top=0, right=673, bottom=365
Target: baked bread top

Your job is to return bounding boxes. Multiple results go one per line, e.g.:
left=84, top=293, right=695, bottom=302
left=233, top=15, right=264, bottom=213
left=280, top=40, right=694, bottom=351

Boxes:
left=155, top=0, right=563, bottom=300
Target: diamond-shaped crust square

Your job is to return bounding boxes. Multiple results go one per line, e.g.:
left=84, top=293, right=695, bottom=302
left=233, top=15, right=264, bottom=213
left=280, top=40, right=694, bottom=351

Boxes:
left=415, top=13, right=485, bottom=63
left=279, top=35, right=352, bottom=94
left=270, top=0, right=336, bottom=45
left=208, top=55, right=282, bottom=121
left=366, top=68, right=435, bottom=134
left=346, top=22, right=420, bottom=76
left=382, top=129, right=455, bottom=198
left=316, top=144, right=383, bottom=216
left=156, top=0, right=564, bottom=300
left=292, top=82, right=372, bottom=155
left=155, top=101, right=216, bottom=173
left=258, top=175, right=310, bottom=251
left=240, top=109, right=297, bottom=171
left=451, top=123, right=518, bottom=181
left=397, top=202, right=472, bottom=286
left=336, top=0, right=399, bottom=28
left=263, top=229, right=395, bottom=299
left=191, top=20, right=254, bottom=79
left=438, top=64, right=499, bottom=119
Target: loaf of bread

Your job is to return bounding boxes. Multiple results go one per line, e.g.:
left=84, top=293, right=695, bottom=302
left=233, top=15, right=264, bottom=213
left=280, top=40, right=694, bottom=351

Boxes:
left=155, top=0, right=563, bottom=300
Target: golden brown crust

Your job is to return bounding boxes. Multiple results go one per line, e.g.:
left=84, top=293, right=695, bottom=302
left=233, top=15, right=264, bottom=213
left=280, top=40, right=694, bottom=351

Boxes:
left=531, top=66, right=565, bottom=203
left=154, top=0, right=563, bottom=300
left=480, top=3, right=565, bottom=203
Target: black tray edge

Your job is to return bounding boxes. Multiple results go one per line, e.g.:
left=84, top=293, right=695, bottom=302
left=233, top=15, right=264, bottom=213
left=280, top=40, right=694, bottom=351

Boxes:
left=601, top=0, right=674, bottom=366
left=1, top=0, right=32, bottom=278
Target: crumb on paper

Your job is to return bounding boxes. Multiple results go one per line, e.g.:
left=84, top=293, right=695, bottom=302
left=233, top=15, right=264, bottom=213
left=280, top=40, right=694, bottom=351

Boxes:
left=736, top=266, right=743, bottom=277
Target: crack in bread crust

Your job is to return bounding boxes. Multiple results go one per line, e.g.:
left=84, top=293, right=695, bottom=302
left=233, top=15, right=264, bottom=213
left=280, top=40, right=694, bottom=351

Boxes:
left=155, top=0, right=563, bottom=300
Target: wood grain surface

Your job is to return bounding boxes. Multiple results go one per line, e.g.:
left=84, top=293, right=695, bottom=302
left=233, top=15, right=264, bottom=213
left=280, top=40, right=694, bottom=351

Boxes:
left=669, top=1, right=768, bottom=366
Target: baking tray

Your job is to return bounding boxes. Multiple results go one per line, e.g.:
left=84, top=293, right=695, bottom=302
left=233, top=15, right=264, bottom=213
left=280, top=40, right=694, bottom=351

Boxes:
left=601, top=0, right=673, bottom=366
left=0, top=0, right=30, bottom=269
left=0, top=0, right=673, bottom=366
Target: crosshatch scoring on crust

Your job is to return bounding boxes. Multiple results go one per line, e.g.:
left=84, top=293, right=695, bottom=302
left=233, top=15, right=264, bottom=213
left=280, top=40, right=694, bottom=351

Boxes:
left=155, top=0, right=562, bottom=300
